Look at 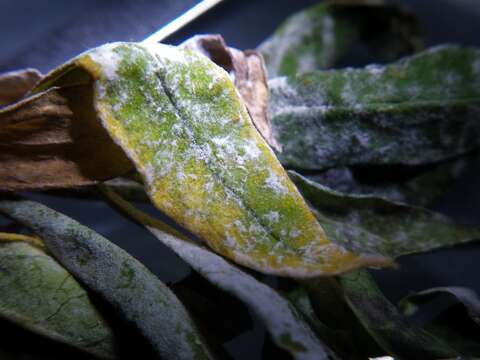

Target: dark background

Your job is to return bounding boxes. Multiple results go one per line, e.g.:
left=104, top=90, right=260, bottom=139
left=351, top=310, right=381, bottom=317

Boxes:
left=1, top=0, right=480, bottom=359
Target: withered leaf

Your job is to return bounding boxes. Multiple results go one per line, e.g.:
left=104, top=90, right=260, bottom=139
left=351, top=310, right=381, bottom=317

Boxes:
left=0, top=68, right=42, bottom=106
left=0, top=85, right=132, bottom=190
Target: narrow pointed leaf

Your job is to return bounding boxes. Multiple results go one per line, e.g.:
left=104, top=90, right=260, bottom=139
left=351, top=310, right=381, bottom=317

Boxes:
left=290, top=171, right=480, bottom=258
left=258, top=0, right=422, bottom=77
left=30, top=42, right=390, bottom=277
left=101, top=188, right=338, bottom=360
left=0, top=241, right=117, bottom=359
left=307, top=151, right=478, bottom=207
left=269, top=45, right=480, bottom=170
left=339, top=270, right=459, bottom=359
left=0, top=199, right=214, bottom=360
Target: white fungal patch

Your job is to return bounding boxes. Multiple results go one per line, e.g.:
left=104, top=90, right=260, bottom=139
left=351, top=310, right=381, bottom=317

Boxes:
left=89, top=43, right=123, bottom=81
left=264, top=169, right=289, bottom=195
left=264, top=211, right=280, bottom=224
left=366, top=64, right=385, bottom=76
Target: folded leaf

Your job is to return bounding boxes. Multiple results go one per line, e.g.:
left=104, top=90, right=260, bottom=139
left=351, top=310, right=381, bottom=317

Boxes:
left=181, top=34, right=280, bottom=151
left=269, top=45, right=480, bottom=170
left=0, top=68, right=42, bottom=105
left=0, top=241, right=117, bottom=359
left=101, top=188, right=338, bottom=360
left=258, top=0, right=422, bottom=77
left=29, top=42, right=390, bottom=277
left=0, top=199, right=213, bottom=360
left=290, top=171, right=480, bottom=258
left=339, top=270, right=459, bottom=359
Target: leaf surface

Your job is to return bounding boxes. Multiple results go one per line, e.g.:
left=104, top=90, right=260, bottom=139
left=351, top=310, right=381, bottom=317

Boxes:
left=269, top=46, right=480, bottom=170
left=101, top=187, right=338, bottom=360
left=0, top=241, right=117, bottom=359
left=29, top=42, right=390, bottom=277
left=258, top=0, right=422, bottom=77
left=290, top=171, right=480, bottom=258
left=0, top=198, right=214, bottom=360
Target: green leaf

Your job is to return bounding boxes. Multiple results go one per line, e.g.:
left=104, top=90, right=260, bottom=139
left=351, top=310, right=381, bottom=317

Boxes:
left=258, top=0, right=422, bottom=77
left=269, top=45, right=480, bottom=170
left=0, top=241, right=117, bottom=359
left=102, top=186, right=339, bottom=360
left=289, top=171, right=480, bottom=258
left=339, top=270, right=459, bottom=359
left=0, top=199, right=214, bottom=360
left=31, top=42, right=390, bottom=277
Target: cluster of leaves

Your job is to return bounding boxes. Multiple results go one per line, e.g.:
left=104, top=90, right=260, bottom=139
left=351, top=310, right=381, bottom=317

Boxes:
left=0, top=1, right=479, bottom=359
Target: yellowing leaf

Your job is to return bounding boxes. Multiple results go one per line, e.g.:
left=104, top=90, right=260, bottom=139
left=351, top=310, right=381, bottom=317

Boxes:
left=30, top=42, right=392, bottom=277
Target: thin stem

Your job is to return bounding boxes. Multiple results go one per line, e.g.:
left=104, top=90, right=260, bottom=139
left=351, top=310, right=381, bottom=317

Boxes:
left=0, top=232, right=45, bottom=249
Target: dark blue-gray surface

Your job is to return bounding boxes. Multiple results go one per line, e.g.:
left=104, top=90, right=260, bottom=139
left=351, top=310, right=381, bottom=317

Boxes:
left=1, top=1, right=479, bottom=359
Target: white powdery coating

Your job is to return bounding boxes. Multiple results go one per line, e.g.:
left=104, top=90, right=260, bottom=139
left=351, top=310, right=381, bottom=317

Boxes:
left=264, top=211, right=280, bottom=224
left=89, top=43, right=123, bottom=81
left=264, top=169, right=289, bottom=195
left=149, top=227, right=331, bottom=360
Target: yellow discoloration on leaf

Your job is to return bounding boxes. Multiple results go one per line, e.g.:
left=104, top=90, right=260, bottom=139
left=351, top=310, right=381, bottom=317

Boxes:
left=33, top=42, right=393, bottom=278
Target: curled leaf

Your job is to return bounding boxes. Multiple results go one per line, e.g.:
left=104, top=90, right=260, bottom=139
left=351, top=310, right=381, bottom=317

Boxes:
left=0, top=198, right=213, bottom=360
left=0, top=241, right=117, bottom=359
left=101, top=188, right=338, bottom=360
left=181, top=34, right=280, bottom=151
left=269, top=45, right=480, bottom=170
left=0, top=68, right=42, bottom=105
left=28, top=42, right=390, bottom=277
left=258, top=0, right=422, bottom=77
left=339, top=270, right=458, bottom=359
left=0, top=85, right=132, bottom=190
left=290, top=171, right=480, bottom=258
left=400, top=287, right=480, bottom=326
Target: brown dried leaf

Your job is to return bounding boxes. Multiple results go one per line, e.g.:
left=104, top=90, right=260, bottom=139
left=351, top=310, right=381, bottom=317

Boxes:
left=0, top=84, right=132, bottom=190
left=0, top=68, right=42, bottom=106
left=180, top=34, right=281, bottom=151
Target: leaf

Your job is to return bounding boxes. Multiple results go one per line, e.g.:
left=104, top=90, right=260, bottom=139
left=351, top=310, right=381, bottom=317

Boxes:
left=0, top=68, right=42, bottom=105
left=400, top=287, right=480, bottom=357
left=181, top=34, right=280, bottom=151
left=306, top=151, right=478, bottom=207
left=258, top=0, right=422, bottom=77
left=339, top=270, right=459, bottom=359
left=0, top=198, right=214, bottom=360
left=0, top=86, right=133, bottom=190
left=101, top=187, right=339, bottom=360
left=28, top=42, right=390, bottom=277
left=0, top=241, right=117, bottom=359
left=269, top=45, right=480, bottom=170
left=289, top=171, right=480, bottom=258
left=400, top=287, right=480, bottom=326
